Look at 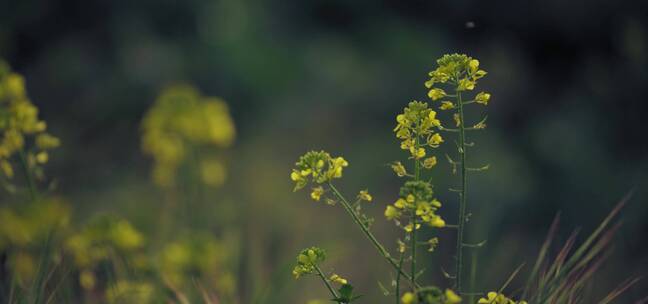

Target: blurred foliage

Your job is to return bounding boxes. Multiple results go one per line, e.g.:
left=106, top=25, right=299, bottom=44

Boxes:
left=0, top=63, right=240, bottom=303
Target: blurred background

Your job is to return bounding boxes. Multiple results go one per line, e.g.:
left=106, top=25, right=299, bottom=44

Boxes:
left=1, top=0, right=647, bottom=302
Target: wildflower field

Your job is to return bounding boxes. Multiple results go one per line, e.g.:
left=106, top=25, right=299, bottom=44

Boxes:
left=0, top=1, right=647, bottom=303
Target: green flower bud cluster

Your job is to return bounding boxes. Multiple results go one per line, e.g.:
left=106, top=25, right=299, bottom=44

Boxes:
left=290, top=150, right=348, bottom=192
left=292, top=246, right=327, bottom=279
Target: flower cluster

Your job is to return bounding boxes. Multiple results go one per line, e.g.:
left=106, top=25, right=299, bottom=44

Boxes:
left=141, top=84, right=235, bottom=187
left=292, top=246, right=327, bottom=279
left=159, top=232, right=238, bottom=298
left=384, top=181, right=445, bottom=230
left=65, top=215, right=145, bottom=277
left=401, top=287, right=461, bottom=304
left=0, top=60, right=60, bottom=179
left=290, top=150, right=348, bottom=194
left=394, top=101, right=443, bottom=161
left=425, top=54, right=490, bottom=111
left=478, top=292, right=527, bottom=304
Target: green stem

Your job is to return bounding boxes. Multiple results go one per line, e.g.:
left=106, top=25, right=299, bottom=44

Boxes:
left=395, top=251, right=405, bottom=303
left=468, top=251, right=477, bottom=303
left=314, top=264, right=339, bottom=299
left=328, top=183, right=418, bottom=288
left=18, top=151, right=38, bottom=201
left=455, top=90, right=467, bottom=293
left=411, top=136, right=421, bottom=290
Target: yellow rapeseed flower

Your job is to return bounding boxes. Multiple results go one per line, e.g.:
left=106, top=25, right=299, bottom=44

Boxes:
left=475, top=92, right=491, bottom=105
left=358, top=189, right=372, bottom=202
left=311, top=186, right=324, bottom=201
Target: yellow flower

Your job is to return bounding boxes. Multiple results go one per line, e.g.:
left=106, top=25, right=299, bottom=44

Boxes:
left=411, top=147, right=426, bottom=159
left=384, top=205, right=401, bottom=220
left=439, top=101, right=455, bottom=110
left=427, top=110, right=441, bottom=127
left=311, top=186, right=324, bottom=201
left=422, top=156, right=437, bottom=169
left=35, top=151, right=48, bottom=164
left=394, top=198, right=407, bottom=209
left=428, top=133, right=444, bottom=147
left=401, top=292, right=415, bottom=304
left=329, top=274, right=348, bottom=285
left=475, top=92, right=491, bottom=105
left=457, top=78, right=475, bottom=91
left=290, top=170, right=302, bottom=181
left=477, top=292, right=522, bottom=304
left=404, top=222, right=421, bottom=232
left=427, top=88, right=446, bottom=100
left=429, top=216, right=446, bottom=228
left=469, top=59, right=480, bottom=72
left=358, top=189, right=372, bottom=202
left=444, top=289, right=461, bottom=304
left=391, top=161, right=407, bottom=177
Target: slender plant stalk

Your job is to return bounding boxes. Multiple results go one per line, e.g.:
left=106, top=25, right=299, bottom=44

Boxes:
left=411, top=136, right=421, bottom=290
left=314, top=264, right=339, bottom=299
left=468, top=251, right=477, bottom=303
left=395, top=251, right=405, bottom=303
left=455, top=89, right=468, bottom=293
left=328, top=183, right=418, bottom=287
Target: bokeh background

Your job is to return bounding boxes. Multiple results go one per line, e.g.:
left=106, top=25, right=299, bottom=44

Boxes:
left=1, top=0, right=647, bottom=302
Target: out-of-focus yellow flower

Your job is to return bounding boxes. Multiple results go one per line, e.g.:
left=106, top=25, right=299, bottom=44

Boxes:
left=444, top=289, right=462, bottom=304
left=141, top=84, right=235, bottom=187
left=384, top=205, right=401, bottom=220
left=0, top=60, right=60, bottom=179
left=80, top=270, right=96, bottom=289
left=65, top=215, right=144, bottom=270
left=401, top=292, right=415, bottom=304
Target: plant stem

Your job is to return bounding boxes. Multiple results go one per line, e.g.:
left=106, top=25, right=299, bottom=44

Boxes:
left=411, top=136, right=421, bottom=290
left=328, top=183, right=418, bottom=287
left=395, top=251, right=405, bottom=303
left=314, top=264, right=339, bottom=299
left=18, top=150, right=38, bottom=201
left=455, top=90, right=467, bottom=293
